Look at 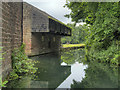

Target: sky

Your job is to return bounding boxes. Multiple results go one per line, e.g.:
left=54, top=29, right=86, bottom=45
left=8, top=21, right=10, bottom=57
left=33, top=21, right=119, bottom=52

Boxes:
left=23, top=0, right=72, bottom=24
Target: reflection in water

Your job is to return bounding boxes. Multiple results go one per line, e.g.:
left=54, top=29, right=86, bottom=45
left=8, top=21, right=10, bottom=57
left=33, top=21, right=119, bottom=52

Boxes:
left=6, top=49, right=87, bottom=89
left=61, top=49, right=85, bottom=64
left=30, top=54, right=71, bottom=88
left=57, top=62, right=87, bottom=88
left=57, top=49, right=87, bottom=88
left=6, top=53, right=72, bottom=88
left=59, top=49, right=118, bottom=88
left=5, top=49, right=118, bottom=89
left=71, top=60, right=118, bottom=88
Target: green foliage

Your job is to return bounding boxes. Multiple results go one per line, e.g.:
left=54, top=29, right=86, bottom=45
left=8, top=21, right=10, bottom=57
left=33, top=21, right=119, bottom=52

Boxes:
left=88, top=42, right=119, bottom=65
left=86, top=2, right=119, bottom=65
left=9, top=44, right=38, bottom=80
left=65, top=2, right=120, bottom=65
left=61, top=24, right=88, bottom=44
left=1, top=80, right=8, bottom=87
left=0, top=47, right=8, bottom=88
left=65, top=2, right=120, bottom=88
left=64, top=2, right=98, bottom=24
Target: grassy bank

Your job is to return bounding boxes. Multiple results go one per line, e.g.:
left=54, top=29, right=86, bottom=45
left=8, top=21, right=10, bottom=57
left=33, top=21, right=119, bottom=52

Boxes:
left=62, top=44, right=85, bottom=48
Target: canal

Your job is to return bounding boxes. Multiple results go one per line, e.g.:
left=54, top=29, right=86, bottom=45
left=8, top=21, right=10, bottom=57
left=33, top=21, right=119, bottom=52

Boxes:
left=6, top=49, right=118, bottom=89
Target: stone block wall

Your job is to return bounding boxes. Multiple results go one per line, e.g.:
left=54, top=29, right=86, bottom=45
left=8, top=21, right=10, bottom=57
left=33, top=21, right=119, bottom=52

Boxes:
left=1, top=2, right=23, bottom=79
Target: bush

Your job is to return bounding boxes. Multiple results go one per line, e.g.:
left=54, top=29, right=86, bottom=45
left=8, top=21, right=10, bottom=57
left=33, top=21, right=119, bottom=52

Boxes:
left=9, top=44, right=38, bottom=80
left=87, top=41, right=119, bottom=65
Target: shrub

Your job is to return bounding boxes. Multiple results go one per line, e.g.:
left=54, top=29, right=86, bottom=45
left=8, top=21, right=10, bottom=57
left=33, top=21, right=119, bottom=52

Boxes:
left=9, top=44, right=38, bottom=80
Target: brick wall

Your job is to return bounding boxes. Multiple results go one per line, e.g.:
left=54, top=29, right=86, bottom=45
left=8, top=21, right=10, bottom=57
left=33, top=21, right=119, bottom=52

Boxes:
left=2, top=2, right=23, bottom=79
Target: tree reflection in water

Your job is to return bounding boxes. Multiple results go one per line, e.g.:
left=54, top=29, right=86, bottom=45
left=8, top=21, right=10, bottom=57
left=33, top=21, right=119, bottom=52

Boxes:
left=71, top=58, right=118, bottom=88
left=61, top=49, right=118, bottom=88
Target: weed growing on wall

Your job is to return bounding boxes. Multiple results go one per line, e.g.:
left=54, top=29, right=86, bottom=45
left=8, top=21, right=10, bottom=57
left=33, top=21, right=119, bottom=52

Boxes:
left=9, top=44, right=38, bottom=80
left=0, top=47, right=8, bottom=88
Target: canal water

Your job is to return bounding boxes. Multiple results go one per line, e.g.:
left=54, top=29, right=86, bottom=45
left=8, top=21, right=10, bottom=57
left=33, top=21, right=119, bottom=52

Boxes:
left=6, top=49, right=118, bottom=89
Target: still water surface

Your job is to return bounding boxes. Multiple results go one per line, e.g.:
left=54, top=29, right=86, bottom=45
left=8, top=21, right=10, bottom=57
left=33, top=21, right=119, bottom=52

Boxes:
left=6, top=49, right=118, bottom=89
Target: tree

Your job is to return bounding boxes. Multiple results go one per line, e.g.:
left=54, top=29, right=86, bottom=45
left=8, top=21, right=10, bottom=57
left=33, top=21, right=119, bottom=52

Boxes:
left=64, top=2, right=120, bottom=64
left=61, top=23, right=88, bottom=44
